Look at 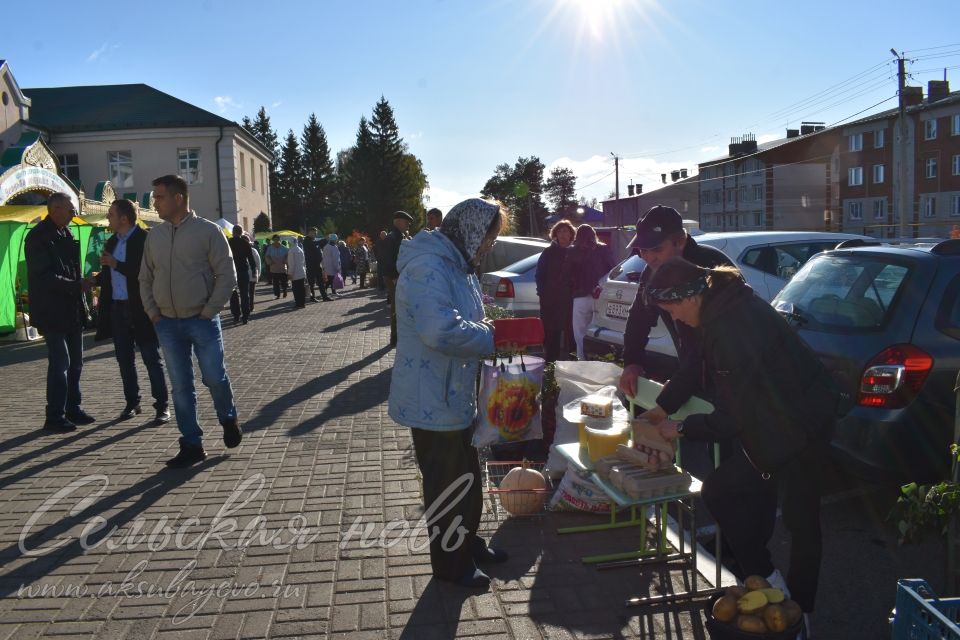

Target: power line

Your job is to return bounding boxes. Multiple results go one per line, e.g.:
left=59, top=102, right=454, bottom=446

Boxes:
left=904, top=43, right=960, bottom=54
left=827, top=95, right=898, bottom=126
left=575, top=169, right=616, bottom=193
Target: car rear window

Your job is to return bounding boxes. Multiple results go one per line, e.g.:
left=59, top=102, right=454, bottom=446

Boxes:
left=608, top=254, right=646, bottom=282
left=502, top=253, right=541, bottom=274
left=774, top=255, right=910, bottom=331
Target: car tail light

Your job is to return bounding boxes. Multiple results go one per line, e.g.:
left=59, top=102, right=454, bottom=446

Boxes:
left=495, top=278, right=515, bottom=298
left=857, top=344, right=934, bottom=409
left=592, top=285, right=603, bottom=299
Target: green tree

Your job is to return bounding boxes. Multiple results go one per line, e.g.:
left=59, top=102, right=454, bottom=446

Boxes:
left=481, top=156, right=547, bottom=236
left=545, top=167, right=578, bottom=218
left=300, top=113, right=335, bottom=228
left=244, top=107, right=280, bottom=227
left=253, top=212, right=271, bottom=233
left=274, top=130, right=306, bottom=230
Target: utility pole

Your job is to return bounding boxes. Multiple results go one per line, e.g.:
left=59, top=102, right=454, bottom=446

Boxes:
left=611, top=152, right=620, bottom=200
left=892, top=48, right=909, bottom=239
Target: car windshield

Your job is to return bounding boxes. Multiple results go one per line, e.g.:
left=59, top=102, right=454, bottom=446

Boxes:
left=773, top=255, right=911, bottom=331
left=501, top=252, right=541, bottom=274
left=608, top=254, right=646, bottom=282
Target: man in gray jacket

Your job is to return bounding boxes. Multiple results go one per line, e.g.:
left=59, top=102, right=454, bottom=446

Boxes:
left=140, top=174, right=242, bottom=468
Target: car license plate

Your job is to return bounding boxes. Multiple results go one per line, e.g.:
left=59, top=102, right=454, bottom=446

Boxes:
left=606, top=301, right=631, bottom=319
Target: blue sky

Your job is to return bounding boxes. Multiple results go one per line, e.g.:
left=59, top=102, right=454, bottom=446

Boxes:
left=5, top=0, right=959, bottom=212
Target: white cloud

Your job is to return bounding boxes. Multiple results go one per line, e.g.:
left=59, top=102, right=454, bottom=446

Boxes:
left=86, top=42, right=119, bottom=62
left=408, top=130, right=424, bottom=140
left=213, top=96, right=242, bottom=114
left=271, top=101, right=282, bottom=108
left=757, top=133, right=780, bottom=144
left=423, top=186, right=480, bottom=212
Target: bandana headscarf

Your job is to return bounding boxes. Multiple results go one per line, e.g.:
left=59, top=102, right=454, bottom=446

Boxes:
left=439, top=198, right=500, bottom=269
left=646, top=275, right=709, bottom=303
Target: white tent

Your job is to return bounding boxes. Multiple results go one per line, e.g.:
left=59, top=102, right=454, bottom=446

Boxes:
left=213, top=218, right=234, bottom=232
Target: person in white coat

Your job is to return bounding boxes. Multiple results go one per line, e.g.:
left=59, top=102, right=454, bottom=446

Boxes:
left=287, top=238, right=307, bottom=309
left=321, top=234, right=342, bottom=297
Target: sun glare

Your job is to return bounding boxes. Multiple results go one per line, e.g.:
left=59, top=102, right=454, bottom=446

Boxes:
left=561, top=0, right=628, bottom=39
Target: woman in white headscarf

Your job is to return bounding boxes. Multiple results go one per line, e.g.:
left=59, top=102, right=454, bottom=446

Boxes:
left=321, top=233, right=342, bottom=297
left=388, top=198, right=507, bottom=590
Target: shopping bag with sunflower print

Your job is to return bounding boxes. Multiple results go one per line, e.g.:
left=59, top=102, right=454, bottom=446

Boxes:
left=472, top=354, right=544, bottom=447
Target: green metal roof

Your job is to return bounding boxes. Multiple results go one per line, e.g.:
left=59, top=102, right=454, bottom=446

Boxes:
left=22, top=83, right=273, bottom=160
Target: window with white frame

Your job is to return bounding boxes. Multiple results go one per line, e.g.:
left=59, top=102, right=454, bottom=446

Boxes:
left=953, top=195, right=960, bottom=217
left=953, top=114, right=960, bottom=136
left=953, top=154, right=960, bottom=176
left=875, top=129, right=885, bottom=148
left=754, top=185, right=762, bottom=201
left=848, top=201, right=863, bottom=220
left=239, top=151, right=246, bottom=187
left=107, top=151, right=134, bottom=188
left=177, top=148, right=201, bottom=185
left=848, top=133, right=863, bottom=152
left=849, top=166, right=863, bottom=186
left=924, top=197, right=937, bottom=218
left=873, top=199, right=886, bottom=220
left=58, top=154, right=80, bottom=185
left=925, top=119, right=938, bottom=140
left=873, top=164, right=885, bottom=183
left=926, top=157, right=938, bottom=178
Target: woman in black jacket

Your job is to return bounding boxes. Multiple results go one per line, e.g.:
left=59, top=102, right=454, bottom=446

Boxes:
left=569, top=224, right=615, bottom=360
left=535, top=220, right=576, bottom=361
left=647, top=256, right=837, bottom=635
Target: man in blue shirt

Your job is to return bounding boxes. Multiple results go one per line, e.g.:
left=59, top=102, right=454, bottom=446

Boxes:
left=94, top=199, right=169, bottom=423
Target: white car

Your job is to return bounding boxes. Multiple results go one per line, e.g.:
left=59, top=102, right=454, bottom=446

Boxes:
left=582, top=231, right=872, bottom=361
left=480, top=252, right=542, bottom=317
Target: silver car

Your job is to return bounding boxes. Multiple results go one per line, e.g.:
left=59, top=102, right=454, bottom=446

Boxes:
left=480, top=252, right=541, bottom=317
left=583, top=231, right=872, bottom=360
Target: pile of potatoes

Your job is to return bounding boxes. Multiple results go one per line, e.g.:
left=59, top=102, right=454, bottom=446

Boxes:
left=710, top=574, right=803, bottom=635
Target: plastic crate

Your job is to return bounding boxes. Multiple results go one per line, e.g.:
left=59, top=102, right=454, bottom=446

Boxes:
left=891, top=579, right=960, bottom=639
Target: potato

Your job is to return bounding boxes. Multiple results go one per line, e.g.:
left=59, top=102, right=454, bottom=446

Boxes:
left=763, top=603, right=788, bottom=632
left=711, top=595, right=738, bottom=622
left=724, top=585, right=747, bottom=599
left=782, top=599, right=803, bottom=626
left=737, top=590, right=768, bottom=614
left=736, top=614, right=768, bottom=634
left=744, top=574, right=771, bottom=591
left=761, top=587, right=785, bottom=604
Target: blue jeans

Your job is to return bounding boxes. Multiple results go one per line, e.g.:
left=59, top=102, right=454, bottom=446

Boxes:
left=154, top=315, right=236, bottom=447
left=111, top=302, right=168, bottom=409
left=44, top=329, right=83, bottom=421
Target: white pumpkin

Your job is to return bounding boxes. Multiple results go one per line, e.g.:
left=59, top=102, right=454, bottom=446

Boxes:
left=498, top=461, right=548, bottom=516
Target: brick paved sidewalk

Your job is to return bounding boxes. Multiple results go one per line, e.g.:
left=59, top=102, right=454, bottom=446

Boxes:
left=0, top=282, right=718, bottom=639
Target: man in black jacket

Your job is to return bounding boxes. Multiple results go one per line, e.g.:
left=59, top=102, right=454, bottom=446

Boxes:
left=25, top=192, right=96, bottom=431
left=228, top=225, right=258, bottom=323
left=382, top=211, right=412, bottom=346
left=619, top=205, right=733, bottom=415
left=95, top=199, right=169, bottom=423
left=303, top=227, right=330, bottom=302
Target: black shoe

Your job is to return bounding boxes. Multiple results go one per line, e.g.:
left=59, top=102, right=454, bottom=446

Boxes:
left=283, top=292, right=287, bottom=298
left=310, top=296, right=317, bottom=302
left=242, top=317, right=248, bottom=325
left=43, top=418, right=76, bottom=432
left=119, top=404, right=142, bottom=420
left=66, top=410, right=96, bottom=425
left=322, top=296, right=332, bottom=301
left=454, top=565, right=491, bottom=589
left=221, top=417, right=242, bottom=448
left=233, top=316, right=240, bottom=324
left=275, top=295, right=280, bottom=300
left=154, top=407, right=171, bottom=424
left=472, top=539, right=509, bottom=564
left=166, top=442, right=206, bottom=468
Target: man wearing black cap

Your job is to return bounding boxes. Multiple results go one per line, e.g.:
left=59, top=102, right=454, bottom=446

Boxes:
left=382, top=211, right=413, bottom=346
left=620, top=205, right=733, bottom=417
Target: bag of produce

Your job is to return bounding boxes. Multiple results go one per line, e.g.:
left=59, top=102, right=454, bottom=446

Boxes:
left=548, top=467, right=612, bottom=513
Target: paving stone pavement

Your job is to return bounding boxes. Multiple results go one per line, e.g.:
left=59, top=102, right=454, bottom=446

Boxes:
left=0, top=281, right=715, bottom=639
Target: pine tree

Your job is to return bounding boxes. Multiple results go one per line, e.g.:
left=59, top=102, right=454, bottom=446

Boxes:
left=274, top=130, right=306, bottom=230
left=300, top=113, right=335, bottom=227
left=544, top=167, right=578, bottom=217
left=243, top=107, right=280, bottom=228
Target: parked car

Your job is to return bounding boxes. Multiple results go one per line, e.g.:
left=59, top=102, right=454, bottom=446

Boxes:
left=772, top=238, right=960, bottom=481
left=477, top=236, right=548, bottom=274
left=582, top=231, right=872, bottom=363
left=480, top=252, right=541, bottom=317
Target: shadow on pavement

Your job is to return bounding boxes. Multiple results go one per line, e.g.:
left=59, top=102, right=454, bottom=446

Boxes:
left=398, top=577, right=473, bottom=640
left=0, top=457, right=221, bottom=599
left=288, top=367, right=391, bottom=437
left=322, top=307, right=389, bottom=334
left=245, top=345, right=392, bottom=434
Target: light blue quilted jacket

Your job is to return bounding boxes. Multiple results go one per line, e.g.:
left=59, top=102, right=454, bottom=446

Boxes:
left=388, top=230, right=494, bottom=431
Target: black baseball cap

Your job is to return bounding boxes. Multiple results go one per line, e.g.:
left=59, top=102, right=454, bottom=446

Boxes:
left=627, top=205, right=684, bottom=250
left=393, top=210, right=414, bottom=222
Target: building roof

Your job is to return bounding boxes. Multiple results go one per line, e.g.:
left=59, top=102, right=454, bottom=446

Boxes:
left=21, top=83, right=273, bottom=159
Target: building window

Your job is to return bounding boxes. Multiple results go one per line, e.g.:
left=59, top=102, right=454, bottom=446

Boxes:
left=848, top=167, right=863, bottom=186
left=873, top=199, right=886, bottom=220
left=239, top=151, right=246, bottom=188
left=727, top=189, right=734, bottom=205
left=107, top=151, right=134, bottom=188
left=848, top=201, right=863, bottom=220
left=260, top=165, right=265, bottom=194
left=250, top=158, right=255, bottom=192
left=875, top=129, right=885, bottom=148
left=739, top=186, right=747, bottom=203
left=848, top=133, right=863, bottom=152
left=925, top=119, right=938, bottom=140
left=924, top=197, right=937, bottom=218
left=58, top=154, right=80, bottom=186
left=953, top=154, right=960, bottom=176
left=953, top=114, right=960, bottom=136
left=715, top=190, right=722, bottom=204
left=873, top=164, right=885, bottom=184
left=681, top=199, right=689, bottom=212
left=754, top=185, right=762, bottom=201
left=953, top=195, right=960, bottom=217
left=177, top=148, right=201, bottom=185
left=926, top=158, right=938, bottom=179
left=754, top=212, right=762, bottom=227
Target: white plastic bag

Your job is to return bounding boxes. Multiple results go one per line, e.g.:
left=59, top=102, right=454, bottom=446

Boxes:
left=544, top=361, right=624, bottom=478
left=472, top=355, right=544, bottom=448
left=548, top=467, right=612, bottom=513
